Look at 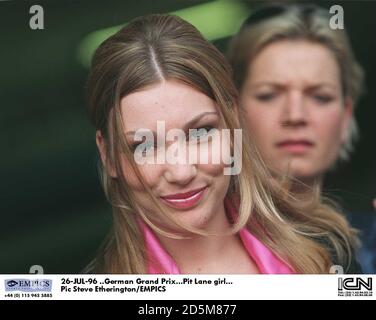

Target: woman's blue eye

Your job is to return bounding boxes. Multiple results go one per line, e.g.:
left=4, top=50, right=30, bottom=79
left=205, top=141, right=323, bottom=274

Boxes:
left=255, top=92, right=276, bottom=102
left=189, top=126, right=214, bottom=140
left=132, top=141, right=155, bottom=154
left=313, top=95, right=334, bottom=104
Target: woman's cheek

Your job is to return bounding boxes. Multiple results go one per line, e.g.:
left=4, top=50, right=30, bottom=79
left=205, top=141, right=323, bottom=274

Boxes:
left=120, top=160, right=162, bottom=191
left=195, top=132, right=230, bottom=176
left=139, top=164, right=165, bottom=187
left=314, top=108, right=347, bottom=147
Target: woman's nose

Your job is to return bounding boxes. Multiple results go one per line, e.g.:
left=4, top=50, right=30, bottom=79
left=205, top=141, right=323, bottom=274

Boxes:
left=162, top=142, right=198, bottom=185
left=281, top=90, right=308, bottom=126
left=163, top=162, right=197, bottom=185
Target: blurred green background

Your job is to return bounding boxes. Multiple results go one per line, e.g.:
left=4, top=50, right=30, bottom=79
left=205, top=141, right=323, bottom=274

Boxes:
left=1, top=0, right=375, bottom=273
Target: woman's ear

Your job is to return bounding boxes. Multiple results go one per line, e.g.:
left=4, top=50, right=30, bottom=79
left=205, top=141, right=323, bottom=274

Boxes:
left=96, top=130, right=117, bottom=178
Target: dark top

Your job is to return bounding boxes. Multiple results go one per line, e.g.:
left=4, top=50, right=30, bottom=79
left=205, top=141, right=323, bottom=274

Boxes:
left=347, top=212, right=376, bottom=274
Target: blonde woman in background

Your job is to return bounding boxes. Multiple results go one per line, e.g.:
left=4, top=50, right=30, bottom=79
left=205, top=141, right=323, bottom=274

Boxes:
left=85, top=14, right=360, bottom=274
left=228, top=3, right=372, bottom=272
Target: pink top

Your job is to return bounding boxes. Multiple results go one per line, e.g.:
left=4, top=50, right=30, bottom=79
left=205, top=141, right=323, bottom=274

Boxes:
left=139, top=195, right=295, bottom=274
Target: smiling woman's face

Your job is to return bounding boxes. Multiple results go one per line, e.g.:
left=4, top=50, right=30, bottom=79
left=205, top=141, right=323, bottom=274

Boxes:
left=240, top=40, right=352, bottom=181
left=115, top=80, right=231, bottom=231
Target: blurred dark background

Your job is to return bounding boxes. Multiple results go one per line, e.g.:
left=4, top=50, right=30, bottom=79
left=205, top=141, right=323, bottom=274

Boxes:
left=1, top=0, right=375, bottom=273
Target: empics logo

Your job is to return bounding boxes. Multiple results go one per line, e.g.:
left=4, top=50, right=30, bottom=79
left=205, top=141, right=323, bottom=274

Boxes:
left=5, top=279, right=52, bottom=292
left=338, top=277, right=373, bottom=297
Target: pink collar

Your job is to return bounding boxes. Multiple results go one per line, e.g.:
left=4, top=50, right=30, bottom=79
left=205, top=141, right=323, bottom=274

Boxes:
left=139, top=195, right=295, bottom=274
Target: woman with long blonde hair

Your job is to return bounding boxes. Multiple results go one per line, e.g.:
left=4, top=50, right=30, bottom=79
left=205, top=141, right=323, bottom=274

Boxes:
left=85, top=14, right=360, bottom=274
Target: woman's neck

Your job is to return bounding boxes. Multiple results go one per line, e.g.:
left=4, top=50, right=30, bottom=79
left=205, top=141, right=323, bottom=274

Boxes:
left=155, top=204, right=259, bottom=273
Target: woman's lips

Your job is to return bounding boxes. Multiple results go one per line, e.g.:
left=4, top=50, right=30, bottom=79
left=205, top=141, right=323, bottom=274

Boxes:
left=160, top=186, right=208, bottom=209
left=276, top=140, right=314, bottom=154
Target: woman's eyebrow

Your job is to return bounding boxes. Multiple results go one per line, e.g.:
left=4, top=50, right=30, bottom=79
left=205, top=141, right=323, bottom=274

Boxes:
left=250, top=81, right=339, bottom=90
left=125, top=111, right=219, bottom=136
left=305, top=83, right=338, bottom=90
left=184, top=111, right=219, bottom=129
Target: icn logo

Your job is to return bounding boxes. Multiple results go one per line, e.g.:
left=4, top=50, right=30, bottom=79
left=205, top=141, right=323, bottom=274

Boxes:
left=338, top=278, right=372, bottom=291
left=338, top=277, right=373, bottom=297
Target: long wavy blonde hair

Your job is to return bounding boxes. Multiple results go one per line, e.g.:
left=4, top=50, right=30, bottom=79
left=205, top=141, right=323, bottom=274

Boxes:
left=86, top=14, right=358, bottom=274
